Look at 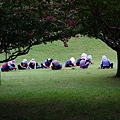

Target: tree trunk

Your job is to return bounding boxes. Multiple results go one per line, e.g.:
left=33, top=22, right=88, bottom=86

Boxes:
left=115, top=50, right=120, bottom=77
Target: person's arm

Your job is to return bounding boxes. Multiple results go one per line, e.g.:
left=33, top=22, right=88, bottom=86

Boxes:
left=20, top=63, right=27, bottom=69
left=43, top=61, right=50, bottom=68
left=69, top=63, right=74, bottom=66
left=34, top=62, right=36, bottom=69
left=27, top=62, right=31, bottom=69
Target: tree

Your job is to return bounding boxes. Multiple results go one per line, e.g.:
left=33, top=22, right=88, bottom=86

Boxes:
left=0, top=0, right=72, bottom=62
left=51, top=0, right=120, bottom=77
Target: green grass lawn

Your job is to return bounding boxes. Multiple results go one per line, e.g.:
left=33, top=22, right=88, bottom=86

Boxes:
left=0, top=37, right=120, bottom=120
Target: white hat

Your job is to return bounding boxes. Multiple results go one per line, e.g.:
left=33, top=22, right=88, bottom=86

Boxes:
left=102, top=55, right=108, bottom=61
left=70, top=57, right=75, bottom=63
left=87, top=55, right=92, bottom=60
left=8, top=61, right=12, bottom=65
left=81, top=53, right=87, bottom=58
left=11, top=60, right=15, bottom=64
left=22, top=59, right=27, bottom=63
left=23, top=59, right=27, bottom=62
left=31, top=58, right=35, bottom=61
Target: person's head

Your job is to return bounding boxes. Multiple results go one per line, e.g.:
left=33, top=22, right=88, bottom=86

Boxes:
left=8, top=60, right=15, bottom=66
left=22, top=59, right=28, bottom=63
left=8, top=61, right=12, bottom=65
left=48, top=58, right=53, bottom=63
left=30, top=58, right=36, bottom=64
left=22, top=63, right=26, bottom=67
left=81, top=53, right=87, bottom=58
left=102, top=55, right=108, bottom=61
left=11, top=60, right=15, bottom=64
left=31, top=58, right=35, bottom=61
left=87, top=55, right=92, bottom=60
left=70, top=57, right=75, bottom=63
left=23, top=59, right=27, bottom=61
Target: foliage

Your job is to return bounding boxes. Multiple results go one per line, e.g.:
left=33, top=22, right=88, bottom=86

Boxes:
left=42, top=0, right=120, bottom=76
left=0, top=0, right=120, bottom=77
left=0, top=0, right=73, bottom=62
left=1, top=0, right=119, bottom=58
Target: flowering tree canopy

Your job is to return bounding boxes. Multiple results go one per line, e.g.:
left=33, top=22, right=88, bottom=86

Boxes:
left=0, top=0, right=74, bottom=62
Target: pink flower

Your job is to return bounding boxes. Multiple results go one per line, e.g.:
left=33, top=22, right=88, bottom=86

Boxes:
left=29, top=33, right=33, bottom=37
left=46, top=16, right=53, bottom=20
left=64, top=43, right=68, bottom=47
left=67, top=20, right=76, bottom=27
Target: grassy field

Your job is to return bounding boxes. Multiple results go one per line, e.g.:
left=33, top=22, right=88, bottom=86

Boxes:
left=0, top=37, right=120, bottom=120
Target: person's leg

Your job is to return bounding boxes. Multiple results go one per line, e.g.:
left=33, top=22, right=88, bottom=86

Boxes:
left=103, top=66, right=110, bottom=69
left=76, top=63, right=79, bottom=66
left=84, top=62, right=89, bottom=68
left=110, top=63, right=113, bottom=68
left=36, top=65, right=43, bottom=69
left=101, top=64, right=103, bottom=69
left=18, top=65, right=25, bottom=70
left=52, top=65, right=62, bottom=70
left=18, top=65, right=21, bottom=70
left=59, top=64, right=62, bottom=70
left=51, top=65, right=55, bottom=70
left=65, top=64, right=70, bottom=67
left=11, top=64, right=17, bottom=70
left=2, top=66, right=9, bottom=72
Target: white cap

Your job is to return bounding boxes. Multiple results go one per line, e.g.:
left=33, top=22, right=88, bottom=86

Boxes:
left=70, top=57, right=75, bottom=63
left=87, top=55, right=92, bottom=60
left=81, top=53, right=87, bottom=58
left=22, top=59, right=27, bottom=63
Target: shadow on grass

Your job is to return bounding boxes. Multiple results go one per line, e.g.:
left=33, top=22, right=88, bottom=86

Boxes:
left=0, top=99, right=120, bottom=120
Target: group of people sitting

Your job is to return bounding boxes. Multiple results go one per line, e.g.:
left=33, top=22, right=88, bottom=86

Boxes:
left=1, top=58, right=62, bottom=72
left=1, top=53, right=113, bottom=72
left=1, top=60, right=17, bottom=72
left=65, top=53, right=93, bottom=68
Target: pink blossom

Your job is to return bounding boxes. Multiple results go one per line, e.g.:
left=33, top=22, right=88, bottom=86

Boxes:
left=46, top=16, right=53, bottom=20
left=29, top=33, right=33, bottom=37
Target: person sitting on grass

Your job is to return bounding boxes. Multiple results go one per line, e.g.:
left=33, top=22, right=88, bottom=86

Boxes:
left=18, top=59, right=30, bottom=70
left=76, top=53, right=87, bottom=66
left=41, top=58, right=53, bottom=68
left=78, top=53, right=90, bottom=69
left=51, top=60, right=62, bottom=70
left=28, top=58, right=42, bottom=69
left=65, top=57, right=75, bottom=67
left=1, top=60, right=16, bottom=72
left=100, top=55, right=113, bottom=69
left=86, top=55, right=93, bottom=64
left=79, top=57, right=90, bottom=69
left=76, top=58, right=81, bottom=66
left=8, top=60, right=17, bottom=70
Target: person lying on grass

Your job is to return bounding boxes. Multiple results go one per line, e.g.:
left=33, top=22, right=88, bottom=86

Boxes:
left=41, top=58, right=53, bottom=68
left=79, top=57, right=90, bottom=69
left=18, top=59, right=30, bottom=70
left=51, top=60, right=62, bottom=70
left=28, top=58, right=42, bottom=69
left=1, top=60, right=17, bottom=72
left=76, top=53, right=87, bottom=66
left=86, top=55, right=93, bottom=64
left=78, top=53, right=90, bottom=69
left=65, top=57, right=75, bottom=67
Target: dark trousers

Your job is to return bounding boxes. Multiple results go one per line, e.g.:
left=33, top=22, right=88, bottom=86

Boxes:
left=101, top=63, right=113, bottom=69
left=1, top=66, right=10, bottom=72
